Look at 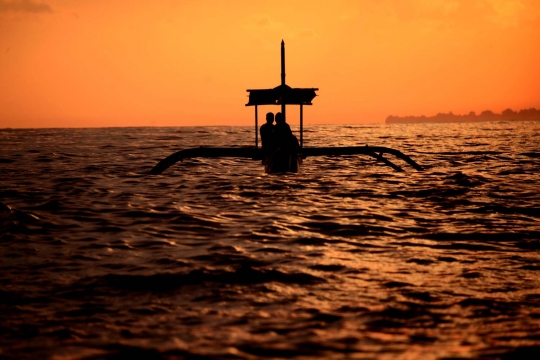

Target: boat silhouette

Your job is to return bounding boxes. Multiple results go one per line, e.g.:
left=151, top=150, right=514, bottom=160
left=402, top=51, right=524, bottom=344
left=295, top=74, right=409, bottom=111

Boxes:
left=150, top=41, right=423, bottom=175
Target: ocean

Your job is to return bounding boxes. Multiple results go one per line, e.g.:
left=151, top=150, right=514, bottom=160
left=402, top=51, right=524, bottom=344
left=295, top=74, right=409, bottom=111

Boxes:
left=1, top=122, right=540, bottom=359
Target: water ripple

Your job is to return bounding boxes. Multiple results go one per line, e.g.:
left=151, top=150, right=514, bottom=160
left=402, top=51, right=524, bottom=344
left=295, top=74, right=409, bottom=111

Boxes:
left=1, top=123, right=540, bottom=359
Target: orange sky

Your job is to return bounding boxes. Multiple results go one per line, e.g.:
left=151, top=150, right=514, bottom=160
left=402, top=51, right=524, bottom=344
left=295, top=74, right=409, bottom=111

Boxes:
left=1, top=0, right=539, bottom=128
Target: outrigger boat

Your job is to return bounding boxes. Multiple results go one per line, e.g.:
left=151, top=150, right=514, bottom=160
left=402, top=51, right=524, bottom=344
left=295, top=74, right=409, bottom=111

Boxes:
left=150, top=41, right=423, bottom=175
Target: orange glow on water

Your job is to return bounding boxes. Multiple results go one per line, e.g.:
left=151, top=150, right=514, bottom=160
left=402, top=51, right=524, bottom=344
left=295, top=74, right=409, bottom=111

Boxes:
left=1, top=0, right=539, bottom=128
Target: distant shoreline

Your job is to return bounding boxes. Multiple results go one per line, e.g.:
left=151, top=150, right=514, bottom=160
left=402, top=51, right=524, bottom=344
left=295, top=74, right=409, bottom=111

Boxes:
left=386, top=108, right=540, bottom=124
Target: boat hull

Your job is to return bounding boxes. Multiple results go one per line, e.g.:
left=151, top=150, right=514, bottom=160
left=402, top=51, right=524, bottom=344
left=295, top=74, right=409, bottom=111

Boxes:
left=264, top=149, right=302, bottom=173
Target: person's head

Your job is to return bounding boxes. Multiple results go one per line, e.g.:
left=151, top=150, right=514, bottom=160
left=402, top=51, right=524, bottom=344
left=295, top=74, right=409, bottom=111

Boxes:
left=275, top=112, right=282, bottom=124
left=265, top=112, right=274, bottom=124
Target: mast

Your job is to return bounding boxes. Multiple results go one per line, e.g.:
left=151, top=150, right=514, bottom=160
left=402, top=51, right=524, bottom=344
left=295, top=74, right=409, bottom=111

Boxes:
left=281, top=40, right=286, bottom=122
left=281, top=40, right=285, bottom=85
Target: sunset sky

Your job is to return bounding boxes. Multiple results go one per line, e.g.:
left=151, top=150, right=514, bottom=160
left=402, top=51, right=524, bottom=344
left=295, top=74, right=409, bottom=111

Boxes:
left=1, top=0, right=539, bottom=128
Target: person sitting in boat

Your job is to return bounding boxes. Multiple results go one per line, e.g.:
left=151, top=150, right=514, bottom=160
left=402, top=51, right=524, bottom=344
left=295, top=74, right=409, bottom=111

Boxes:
left=274, top=112, right=299, bottom=151
left=260, top=112, right=275, bottom=163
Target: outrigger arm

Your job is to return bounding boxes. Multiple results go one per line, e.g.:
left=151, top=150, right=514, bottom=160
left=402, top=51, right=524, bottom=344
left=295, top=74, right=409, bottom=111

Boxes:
left=148, top=145, right=423, bottom=174
left=303, top=146, right=424, bottom=172
left=149, top=147, right=257, bottom=175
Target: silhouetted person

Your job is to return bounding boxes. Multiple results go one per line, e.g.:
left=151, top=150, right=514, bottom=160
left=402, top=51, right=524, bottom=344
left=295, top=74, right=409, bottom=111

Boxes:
left=260, top=112, right=275, bottom=163
left=275, top=112, right=298, bottom=151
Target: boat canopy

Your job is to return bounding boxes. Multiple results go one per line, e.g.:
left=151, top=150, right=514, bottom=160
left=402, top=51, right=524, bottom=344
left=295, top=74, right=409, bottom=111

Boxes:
left=246, top=41, right=318, bottom=149
left=246, top=84, right=318, bottom=106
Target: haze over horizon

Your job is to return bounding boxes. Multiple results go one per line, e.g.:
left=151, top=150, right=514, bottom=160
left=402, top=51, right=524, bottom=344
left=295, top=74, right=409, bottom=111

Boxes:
left=1, top=0, right=539, bottom=128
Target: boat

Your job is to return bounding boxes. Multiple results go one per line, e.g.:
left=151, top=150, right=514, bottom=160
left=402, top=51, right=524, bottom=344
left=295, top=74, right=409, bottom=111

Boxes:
left=149, top=41, right=423, bottom=175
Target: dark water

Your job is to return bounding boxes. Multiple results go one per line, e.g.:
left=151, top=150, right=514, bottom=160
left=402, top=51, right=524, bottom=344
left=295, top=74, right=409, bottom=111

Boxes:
left=1, top=122, right=540, bottom=359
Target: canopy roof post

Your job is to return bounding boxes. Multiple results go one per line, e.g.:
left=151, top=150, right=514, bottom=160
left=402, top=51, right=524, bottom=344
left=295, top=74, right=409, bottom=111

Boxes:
left=255, top=105, right=258, bottom=149
left=300, top=104, right=303, bottom=149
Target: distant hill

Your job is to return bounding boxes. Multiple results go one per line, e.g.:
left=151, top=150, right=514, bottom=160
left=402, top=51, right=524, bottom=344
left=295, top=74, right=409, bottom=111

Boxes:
left=386, top=108, right=540, bottom=124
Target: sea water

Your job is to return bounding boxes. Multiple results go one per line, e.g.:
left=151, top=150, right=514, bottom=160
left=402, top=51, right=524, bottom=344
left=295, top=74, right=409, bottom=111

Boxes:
left=1, top=122, right=540, bottom=359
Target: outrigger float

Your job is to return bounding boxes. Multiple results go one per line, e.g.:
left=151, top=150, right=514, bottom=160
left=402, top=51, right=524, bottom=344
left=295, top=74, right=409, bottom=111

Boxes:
left=150, top=41, right=423, bottom=175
